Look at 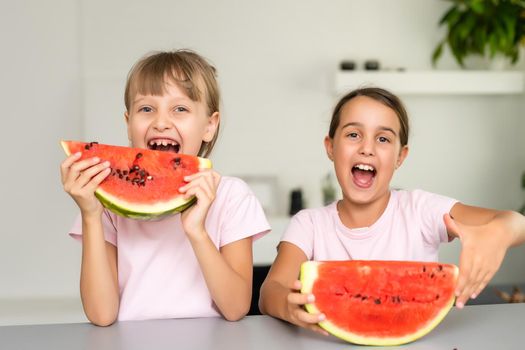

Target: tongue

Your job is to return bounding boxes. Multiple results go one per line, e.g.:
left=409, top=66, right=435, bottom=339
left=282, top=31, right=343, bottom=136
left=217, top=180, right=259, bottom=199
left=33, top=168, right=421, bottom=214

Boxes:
left=353, top=169, right=374, bottom=187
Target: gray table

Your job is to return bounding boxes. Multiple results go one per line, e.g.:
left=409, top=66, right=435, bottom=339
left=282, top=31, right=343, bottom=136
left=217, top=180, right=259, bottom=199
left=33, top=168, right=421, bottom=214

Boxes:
left=0, top=304, right=523, bottom=349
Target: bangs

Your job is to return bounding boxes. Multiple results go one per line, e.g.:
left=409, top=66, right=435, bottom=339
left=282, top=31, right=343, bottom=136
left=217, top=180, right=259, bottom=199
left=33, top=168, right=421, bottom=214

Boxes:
left=125, top=55, right=203, bottom=109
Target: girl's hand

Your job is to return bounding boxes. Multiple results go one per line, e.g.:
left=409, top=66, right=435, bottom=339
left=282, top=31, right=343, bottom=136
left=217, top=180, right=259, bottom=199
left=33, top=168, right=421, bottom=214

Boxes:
left=286, top=280, right=329, bottom=336
left=179, top=169, right=221, bottom=239
left=444, top=213, right=509, bottom=309
left=60, top=152, right=111, bottom=217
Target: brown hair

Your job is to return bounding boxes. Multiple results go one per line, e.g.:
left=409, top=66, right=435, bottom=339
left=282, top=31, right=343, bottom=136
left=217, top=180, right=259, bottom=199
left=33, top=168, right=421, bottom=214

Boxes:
left=124, top=49, right=220, bottom=157
left=328, top=87, right=410, bottom=147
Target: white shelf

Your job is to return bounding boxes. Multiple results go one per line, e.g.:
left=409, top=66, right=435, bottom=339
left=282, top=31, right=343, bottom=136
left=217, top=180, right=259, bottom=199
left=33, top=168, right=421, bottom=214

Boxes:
left=335, top=71, right=524, bottom=95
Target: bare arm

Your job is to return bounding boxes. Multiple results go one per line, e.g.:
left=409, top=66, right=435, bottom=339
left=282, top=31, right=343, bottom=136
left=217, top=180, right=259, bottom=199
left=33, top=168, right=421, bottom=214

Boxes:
left=188, top=235, right=253, bottom=321
left=79, top=214, right=119, bottom=326
left=259, top=242, right=327, bottom=335
left=179, top=169, right=255, bottom=321
left=60, top=152, right=118, bottom=326
left=446, top=203, right=525, bottom=308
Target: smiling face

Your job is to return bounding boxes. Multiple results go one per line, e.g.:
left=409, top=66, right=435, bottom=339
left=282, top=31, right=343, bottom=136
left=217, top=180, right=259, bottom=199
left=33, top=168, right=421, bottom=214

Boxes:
left=125, top=78, right=219, bottom=156
left=325, top=96, right=408, bottom=208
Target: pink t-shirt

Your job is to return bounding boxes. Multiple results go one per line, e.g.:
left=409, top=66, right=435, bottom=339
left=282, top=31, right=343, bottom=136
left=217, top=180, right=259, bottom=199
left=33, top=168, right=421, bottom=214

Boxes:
left=281, top=189, right=457, bottom=262
left=69, top=176, right=270, bottom=321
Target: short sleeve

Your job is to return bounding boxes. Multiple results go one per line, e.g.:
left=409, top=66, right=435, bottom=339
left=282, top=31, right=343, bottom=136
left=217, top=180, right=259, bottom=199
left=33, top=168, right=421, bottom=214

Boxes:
left=280, top=210, right=314, bottom=260
left=68, top=209, right=118, bottom=246
left=412, top=190, right=458, bottom=246
left=218, top=179, right=271, bottom=247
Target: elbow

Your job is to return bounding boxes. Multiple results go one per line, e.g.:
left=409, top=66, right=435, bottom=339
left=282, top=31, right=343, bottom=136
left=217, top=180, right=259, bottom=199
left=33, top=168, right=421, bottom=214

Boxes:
left=85, top=305, right=118, bottom=327
left=222, top=303, right=250, bottom=321
left=88, top=312, right=118, bottom=327
left=221, top=294, right=251, bottom=321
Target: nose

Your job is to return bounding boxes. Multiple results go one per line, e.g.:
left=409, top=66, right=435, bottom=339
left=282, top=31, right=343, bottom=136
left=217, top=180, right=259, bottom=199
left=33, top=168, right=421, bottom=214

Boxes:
left=358, top=138, right=375, bottom=156
left=152, top=112, right=172, bottom=131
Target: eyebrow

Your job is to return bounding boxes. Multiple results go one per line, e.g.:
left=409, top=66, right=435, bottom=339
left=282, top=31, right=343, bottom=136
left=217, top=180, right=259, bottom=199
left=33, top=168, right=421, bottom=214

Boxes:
left=341, top=122, right=398, bottom=136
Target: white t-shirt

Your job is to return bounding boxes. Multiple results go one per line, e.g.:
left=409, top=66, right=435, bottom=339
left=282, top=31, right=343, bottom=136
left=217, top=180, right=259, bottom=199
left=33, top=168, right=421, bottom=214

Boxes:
left=70, top=176, right=270, bottom=321
left=281, top=189, right=457, bottom=262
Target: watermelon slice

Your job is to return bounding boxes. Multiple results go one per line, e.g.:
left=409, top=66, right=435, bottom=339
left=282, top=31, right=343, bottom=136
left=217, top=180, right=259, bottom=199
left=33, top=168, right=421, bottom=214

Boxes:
left=300, top=260, right=458, bottom=346
left=61, top=140, right=211, bottom=220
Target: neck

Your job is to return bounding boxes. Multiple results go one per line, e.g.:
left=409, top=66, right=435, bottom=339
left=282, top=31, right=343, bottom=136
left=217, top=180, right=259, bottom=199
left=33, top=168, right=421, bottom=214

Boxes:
left=337, top=191, right=391, bottom=229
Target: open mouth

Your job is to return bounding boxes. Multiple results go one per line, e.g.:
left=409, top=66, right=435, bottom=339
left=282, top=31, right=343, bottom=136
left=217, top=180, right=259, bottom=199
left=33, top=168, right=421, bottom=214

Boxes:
left=148, top=139, right=180, bottom=153
left=351, top=164, right=376, bottom=188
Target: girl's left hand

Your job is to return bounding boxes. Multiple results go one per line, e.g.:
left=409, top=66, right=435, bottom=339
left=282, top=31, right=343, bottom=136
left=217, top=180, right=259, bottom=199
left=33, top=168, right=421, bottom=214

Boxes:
left=178, top=169, right=221, bottom=240
left=443, top=213, right=509, bottom=309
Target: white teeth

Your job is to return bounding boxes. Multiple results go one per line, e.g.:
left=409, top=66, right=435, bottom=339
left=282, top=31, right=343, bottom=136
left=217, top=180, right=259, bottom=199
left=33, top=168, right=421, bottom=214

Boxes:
left=355, top=164, right=375, bottom=172
left=148, top=139, right=178, bottom=146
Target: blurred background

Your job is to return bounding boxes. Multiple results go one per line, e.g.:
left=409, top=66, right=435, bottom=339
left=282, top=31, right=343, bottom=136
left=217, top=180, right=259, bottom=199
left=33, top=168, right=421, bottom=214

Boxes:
left=0, top=0, right=524, bottom=324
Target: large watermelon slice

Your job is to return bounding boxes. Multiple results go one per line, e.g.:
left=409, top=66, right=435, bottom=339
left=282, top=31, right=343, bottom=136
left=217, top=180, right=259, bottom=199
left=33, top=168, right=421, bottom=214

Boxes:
left=61, top=140, right=211, bottom=220
left=300, top=260, right=458, bottom=346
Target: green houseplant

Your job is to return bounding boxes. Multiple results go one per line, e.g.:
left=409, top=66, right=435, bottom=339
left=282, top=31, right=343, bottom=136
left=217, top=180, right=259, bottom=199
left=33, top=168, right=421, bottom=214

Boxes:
left=432, top=0, right=525, bottom=67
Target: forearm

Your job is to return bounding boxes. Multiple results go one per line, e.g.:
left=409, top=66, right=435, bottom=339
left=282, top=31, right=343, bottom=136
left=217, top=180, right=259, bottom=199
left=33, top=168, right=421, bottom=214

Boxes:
left=189, top=234, right=251, bottom=321
left=259, top=278, right=291, bottom=321
left=491, top=211, right=525, bottom=248
left=80, top=214, right=119, bottom=326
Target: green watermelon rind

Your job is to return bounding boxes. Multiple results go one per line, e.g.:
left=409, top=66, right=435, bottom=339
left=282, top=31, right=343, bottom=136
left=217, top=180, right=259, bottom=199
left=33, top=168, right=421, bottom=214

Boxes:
left=300, top=261, right=458, bottom=346
left=61, top=140, right=211, bottom=220
left=95, top=190, right=197, bottom=220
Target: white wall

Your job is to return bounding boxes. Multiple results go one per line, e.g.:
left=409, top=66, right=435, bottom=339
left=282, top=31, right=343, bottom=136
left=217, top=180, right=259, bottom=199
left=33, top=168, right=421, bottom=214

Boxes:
left=1, top=0, right=524, bottom=299
left=0, top=0, right=82, bottom=298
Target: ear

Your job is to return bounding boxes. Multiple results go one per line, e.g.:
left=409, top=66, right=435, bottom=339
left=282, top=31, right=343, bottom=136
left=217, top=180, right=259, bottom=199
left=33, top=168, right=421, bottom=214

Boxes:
left=395, top=145, right=409, bottom=169
left=124, top=111, right=132, bottom=142
left=324, top=136, right=334, bottom=161
left=202, top=111, right=220, bottom=142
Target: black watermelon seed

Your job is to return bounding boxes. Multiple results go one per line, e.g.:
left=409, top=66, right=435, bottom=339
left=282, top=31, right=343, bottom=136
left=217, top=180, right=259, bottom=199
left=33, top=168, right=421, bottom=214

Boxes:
left=85, top=145, right=90, bottom=150
left=136, top=153, right=143, bottom=159
left=123, top=170, right=128, bottom=175
left=423, top=266, right=426, bottom=273
left=126, top=176, right=129, bottom=181
left=438, top=265, right=443, bottom=271
left=374, top=299, right=381, bottom=305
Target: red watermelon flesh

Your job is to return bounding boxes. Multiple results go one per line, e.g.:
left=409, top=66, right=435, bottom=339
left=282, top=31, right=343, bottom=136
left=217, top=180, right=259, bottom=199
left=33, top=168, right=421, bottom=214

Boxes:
left=300, top=260, right=458, bottom=345
left=61, top=140, right=211, bottom=220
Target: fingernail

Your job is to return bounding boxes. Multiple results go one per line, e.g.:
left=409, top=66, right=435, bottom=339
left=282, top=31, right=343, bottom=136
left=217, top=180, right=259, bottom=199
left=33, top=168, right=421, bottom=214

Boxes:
left=456, top=301, right=464, bottom=309
left=471, top=293, right=477, bottom=299
left=93, top=157, right=100, bottom=162
left=74, top=152, right=81, bottom=157
left=318, top=313, right=325, bottom=321
left=184, top=176, right=190, bottom=181
left=307, top=294, right=315, bottom=303
left=103, top=161, right=110, bottom=167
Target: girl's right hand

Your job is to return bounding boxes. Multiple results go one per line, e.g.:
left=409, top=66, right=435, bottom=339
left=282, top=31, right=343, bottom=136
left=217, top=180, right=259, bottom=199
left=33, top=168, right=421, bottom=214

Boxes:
left=60, top=152, right=111, bottom=217
left=286, top=280, right=329, bottom=336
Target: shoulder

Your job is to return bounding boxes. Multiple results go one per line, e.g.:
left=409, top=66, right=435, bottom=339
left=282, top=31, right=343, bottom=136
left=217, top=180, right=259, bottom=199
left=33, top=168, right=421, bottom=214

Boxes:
left=392, top=189, right=455, bottom=206
left=290, top=202, right=336, bottom=226
left=216, top=176, right=253, bottom=198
